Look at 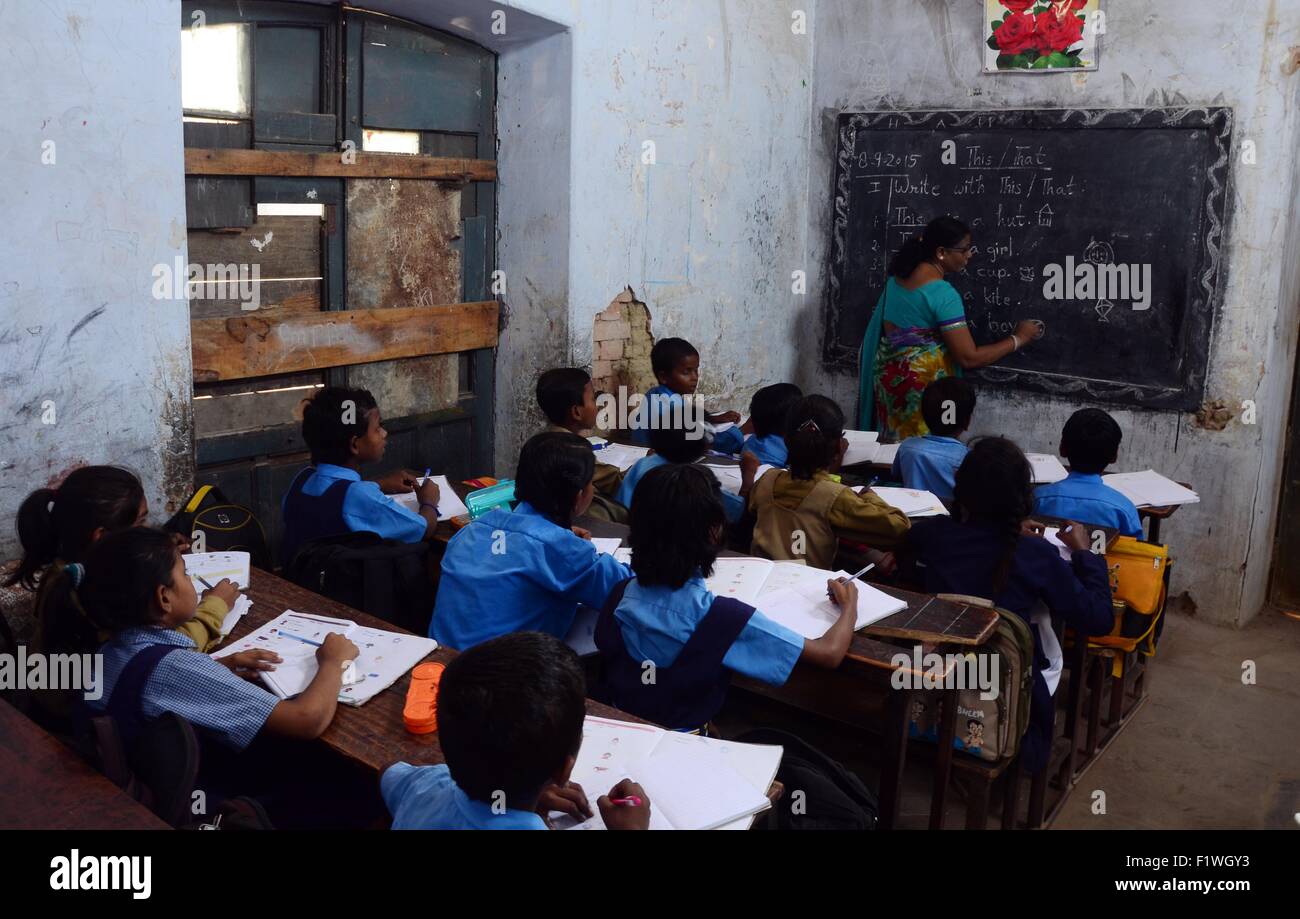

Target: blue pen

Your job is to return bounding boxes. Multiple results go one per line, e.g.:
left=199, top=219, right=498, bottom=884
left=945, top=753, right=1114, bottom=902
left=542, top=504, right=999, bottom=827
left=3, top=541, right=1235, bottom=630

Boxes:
left=422, top=468, right=439, bottom=515
left=278, top=630, right=322, bottom=647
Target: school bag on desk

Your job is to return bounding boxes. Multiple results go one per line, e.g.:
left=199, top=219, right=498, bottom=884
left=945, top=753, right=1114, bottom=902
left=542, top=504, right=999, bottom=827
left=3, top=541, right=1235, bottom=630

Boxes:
left=165, top=485, right=271, bottom=570
left=907, top=596, right=1035, bottom=763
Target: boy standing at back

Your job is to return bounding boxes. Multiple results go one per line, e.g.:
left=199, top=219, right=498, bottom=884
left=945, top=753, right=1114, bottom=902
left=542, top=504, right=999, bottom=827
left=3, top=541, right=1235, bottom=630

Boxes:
left=1033, top=407, right=1144, bottom=538
left=892, top=377, right=975, bottom=501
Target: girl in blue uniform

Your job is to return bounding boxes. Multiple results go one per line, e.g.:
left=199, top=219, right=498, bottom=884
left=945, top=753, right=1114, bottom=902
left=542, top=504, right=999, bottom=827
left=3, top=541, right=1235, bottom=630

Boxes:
left=594, top=463, right=860, bottom=731
left=429, top=432, right=632, bottom=650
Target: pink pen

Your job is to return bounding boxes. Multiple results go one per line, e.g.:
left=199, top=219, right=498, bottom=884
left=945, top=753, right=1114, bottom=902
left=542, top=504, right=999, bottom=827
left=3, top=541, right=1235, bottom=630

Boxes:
left=609, top=796, right=643, bottom=807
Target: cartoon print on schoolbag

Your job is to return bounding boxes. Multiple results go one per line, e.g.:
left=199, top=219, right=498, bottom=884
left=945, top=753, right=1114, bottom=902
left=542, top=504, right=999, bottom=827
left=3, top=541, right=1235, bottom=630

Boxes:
left=962, top=718, right=985, bottom=754
left=165, top=485, right=271, bottom=570
left=908, top=698, right=938, bottom=741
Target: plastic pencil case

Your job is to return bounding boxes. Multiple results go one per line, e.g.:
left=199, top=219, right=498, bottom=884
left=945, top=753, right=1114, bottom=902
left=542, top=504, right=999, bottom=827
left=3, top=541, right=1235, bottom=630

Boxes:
left=403, top=662, right=446, bottom=734
left=466, top=480, right=516, bottom=520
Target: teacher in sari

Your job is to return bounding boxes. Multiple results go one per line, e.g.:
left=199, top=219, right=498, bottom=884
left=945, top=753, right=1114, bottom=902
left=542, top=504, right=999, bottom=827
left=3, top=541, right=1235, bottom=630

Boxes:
left=858, top=216, right=1044, bottom=437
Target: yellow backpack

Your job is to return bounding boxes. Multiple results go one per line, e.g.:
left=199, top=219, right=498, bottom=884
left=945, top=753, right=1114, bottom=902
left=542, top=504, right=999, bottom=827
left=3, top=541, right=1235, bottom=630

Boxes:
left=1089, top=536, right=1170, bottom=671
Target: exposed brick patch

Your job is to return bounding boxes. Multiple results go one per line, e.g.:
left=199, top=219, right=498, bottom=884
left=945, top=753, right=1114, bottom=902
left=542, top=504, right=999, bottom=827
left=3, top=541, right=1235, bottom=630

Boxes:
left=591, top=287, right=656, bottom=399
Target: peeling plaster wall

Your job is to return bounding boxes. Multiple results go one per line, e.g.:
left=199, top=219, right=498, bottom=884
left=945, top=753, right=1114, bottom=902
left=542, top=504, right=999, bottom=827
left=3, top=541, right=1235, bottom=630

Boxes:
left=0, top=0, right=192, bottom=560
left=801, top=0, right=1300, bottom=625
left=491, top=0, right=817, bottom=473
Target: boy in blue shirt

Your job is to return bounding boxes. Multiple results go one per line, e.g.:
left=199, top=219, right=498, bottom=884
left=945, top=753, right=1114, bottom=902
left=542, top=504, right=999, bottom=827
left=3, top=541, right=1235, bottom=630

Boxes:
left=735, top=383, right=802, bottom=466
left=430, top=432, right=632, bottom=650
left=382, top=632, right=650, bottom=830
left=631, top=338, right=743, bottom=450
left=892, top=377, right=975, bottom=500
left=617, top=421, right=758, bottom=524
left=1033, top=408, right=1144, bottom=537
left=281, top=387, right=441, bottom=563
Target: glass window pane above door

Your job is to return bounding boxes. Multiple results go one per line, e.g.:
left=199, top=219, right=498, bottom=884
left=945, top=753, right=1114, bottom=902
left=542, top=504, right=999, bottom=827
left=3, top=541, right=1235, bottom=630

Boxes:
left=182, top=23, right=251, bottom=116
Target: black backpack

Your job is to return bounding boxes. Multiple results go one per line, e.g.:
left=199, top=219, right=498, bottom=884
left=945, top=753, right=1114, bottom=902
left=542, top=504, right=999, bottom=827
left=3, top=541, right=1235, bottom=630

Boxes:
left=165, top=485, right=272, bottom=570
left=283, top=532, right=434, bottom=634
left=736, top=728, right=879, bottom=830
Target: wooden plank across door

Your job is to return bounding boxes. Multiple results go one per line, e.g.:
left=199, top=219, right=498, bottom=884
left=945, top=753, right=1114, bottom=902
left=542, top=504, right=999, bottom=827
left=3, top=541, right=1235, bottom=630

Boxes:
left=191, top=301, right=499, bottom=382
left=185, top=147, right=497, bottom=182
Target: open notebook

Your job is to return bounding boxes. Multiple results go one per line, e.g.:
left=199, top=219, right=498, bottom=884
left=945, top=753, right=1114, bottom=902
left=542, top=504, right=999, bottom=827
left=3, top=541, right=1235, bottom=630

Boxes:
left=842, top=430, right=881, bottom=466
left=1103, top=470, right=1200, bottom=508
left=1026, top=453, right=1069, bottom=484
left=866, top=486, right=949, bottom=517
left=703, top=461, right=776, bottom=495
left=706, top=557, right=906, bottom=638
left=555, top=717, right=780, bottom=831
left=212, top=610, right=438, bottom=706
left=184, top=552, right=253, bottom=636
left=595, top=443, right=650, bottom=473
left=392, top=476, right=471, bottom=521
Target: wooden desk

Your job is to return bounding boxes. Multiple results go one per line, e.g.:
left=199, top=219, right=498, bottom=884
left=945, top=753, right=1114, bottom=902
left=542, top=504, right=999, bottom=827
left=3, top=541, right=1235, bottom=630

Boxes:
left=565, top=514, right=999, bottom=830
left=0, top=699, right=169, bottom=830
left=236, top=569, right=646, bottom=776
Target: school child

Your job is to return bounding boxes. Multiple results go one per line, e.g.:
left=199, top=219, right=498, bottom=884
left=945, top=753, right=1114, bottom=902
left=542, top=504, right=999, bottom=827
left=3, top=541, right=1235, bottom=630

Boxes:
left=382, top=631, right=650, bottom=830
left=281, top=387, right=441, bottom=564
left=891, top=376, right=975, bottom=500
left=739, top=383, right=803, bottom=466
left=429, top=432, right=632, bottom=650
left=750, top=396, right=911, bottom=570
left=536, top=367, right=628, bottom=523
left=896, top=437, right=1114, bottom=772
left=594, top=464, right=859, bottom=731
left=1033, top=408, right=1144, bottom=537
left=5, top=467, right=234, bottom=725
left=616, top=422, right=757, bottom=524
left=80, top=527, right=358, bottom=750
left=630, top=338, right=742, bottom=449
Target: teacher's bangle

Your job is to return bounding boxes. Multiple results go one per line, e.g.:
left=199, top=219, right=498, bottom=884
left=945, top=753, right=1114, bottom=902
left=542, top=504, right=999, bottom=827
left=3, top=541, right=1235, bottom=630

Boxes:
left=1009, top=334, right=1021, bottom=352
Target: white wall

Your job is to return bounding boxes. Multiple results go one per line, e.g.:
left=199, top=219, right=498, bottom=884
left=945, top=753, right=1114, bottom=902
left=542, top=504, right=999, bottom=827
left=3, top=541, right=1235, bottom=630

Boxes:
left=0, top=0, right=191, bottom=557
left=802, top=0, right=1300, bottom=625
left=488, top=0, right=817, bottom=472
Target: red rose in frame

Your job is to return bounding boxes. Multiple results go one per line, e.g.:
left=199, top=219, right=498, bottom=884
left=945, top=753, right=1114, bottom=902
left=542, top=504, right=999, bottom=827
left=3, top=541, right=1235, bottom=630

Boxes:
left=1037, top=9, right=1085, bottom=53
left=999, top=0, right=1036, bottom=12
left=993, top=11, right=1038, bottom=55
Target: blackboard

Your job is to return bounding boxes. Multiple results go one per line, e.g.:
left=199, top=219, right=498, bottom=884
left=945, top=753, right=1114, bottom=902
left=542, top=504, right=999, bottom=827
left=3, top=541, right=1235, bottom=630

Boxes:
left=824, top=108, right=1233, bottom=410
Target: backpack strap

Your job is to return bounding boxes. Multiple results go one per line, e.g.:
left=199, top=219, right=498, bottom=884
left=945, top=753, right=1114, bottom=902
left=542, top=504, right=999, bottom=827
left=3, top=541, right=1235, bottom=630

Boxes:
left=750, top=467, right=781, bottom=509
left=105, top=642, right=186, bottom=744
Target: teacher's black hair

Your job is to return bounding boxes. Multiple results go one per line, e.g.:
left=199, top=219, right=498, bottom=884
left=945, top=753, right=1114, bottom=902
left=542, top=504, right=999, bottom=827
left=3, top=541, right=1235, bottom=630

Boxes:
left=785, top=395, right=846, bottom=480
left=629, top=464, right=726, bottom=590
left=438, top=631, right=587, bottom=808
left=953, top=437, right=1035, bottom=595
left=514, top=432, right=596, bottom=529
left=888, top=216, right=971, bottom=278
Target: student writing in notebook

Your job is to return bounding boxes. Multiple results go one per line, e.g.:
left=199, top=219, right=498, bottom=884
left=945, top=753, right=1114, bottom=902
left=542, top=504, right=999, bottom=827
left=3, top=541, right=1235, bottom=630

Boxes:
left=6, top=466, right=235, bottom=729
left=891, top=376, right=975, bottom=501
left=750, top=395, right=910, bottom=570
left=280, top=387, right=442, bottom=565
left=896, top=438, right=1114, bottom=773
left=592, top=464, right=859, bottom=732
left=382, top=632, right=650, bottom=830
left=1033, top=408, right=1143, bottom=537
left=536, top=367, right=628, bottom=523
left=81, top=528, right=359, bottom=749
left=429, top=432, right=632, bottom=650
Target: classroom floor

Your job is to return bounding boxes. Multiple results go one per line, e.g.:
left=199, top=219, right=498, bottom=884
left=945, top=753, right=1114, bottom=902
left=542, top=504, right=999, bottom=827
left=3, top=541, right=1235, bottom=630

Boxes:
left=717, top=609, right=1300, bottom=830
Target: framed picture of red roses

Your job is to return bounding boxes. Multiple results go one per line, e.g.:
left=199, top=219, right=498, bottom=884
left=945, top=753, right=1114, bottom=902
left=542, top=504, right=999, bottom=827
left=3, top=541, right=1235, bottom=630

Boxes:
left=983, top=0, right=1101, bottom=73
